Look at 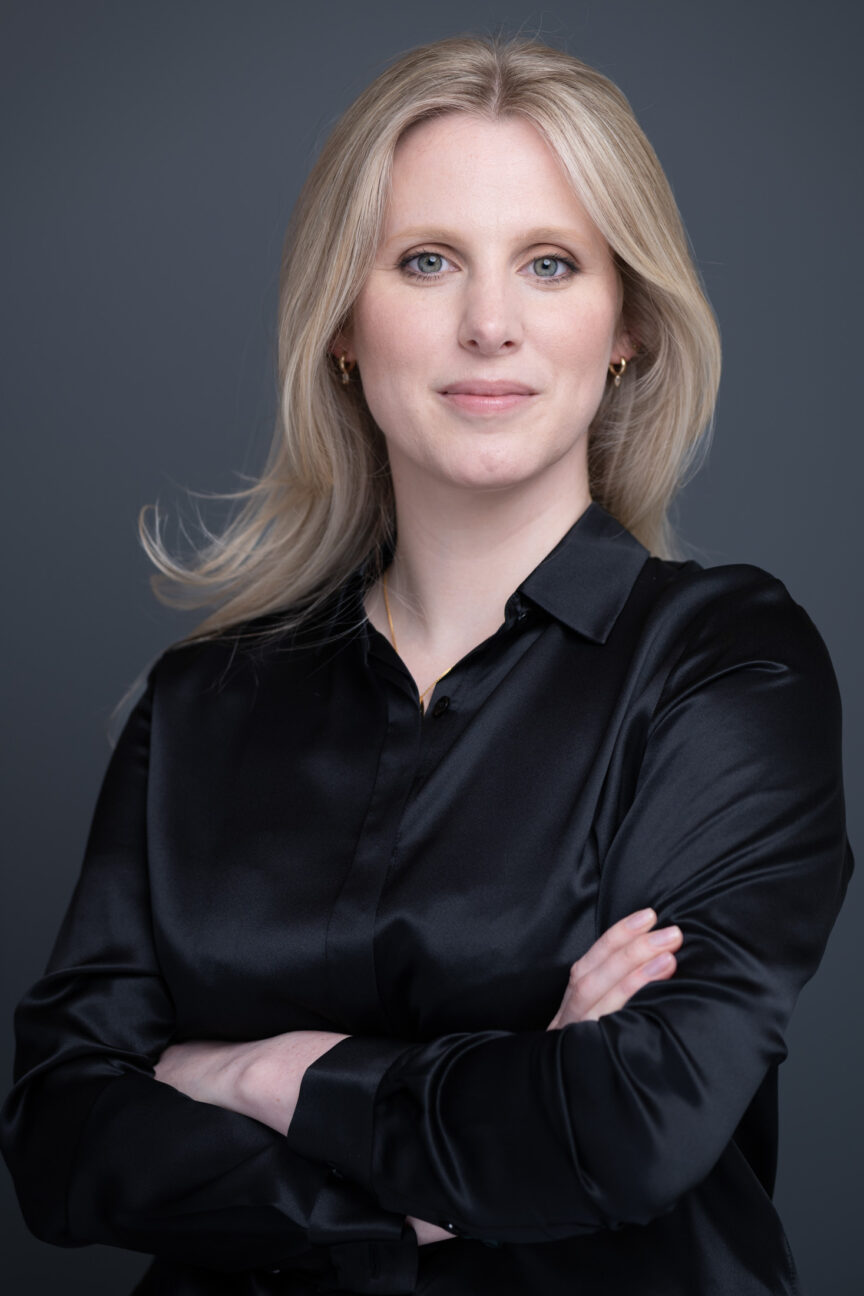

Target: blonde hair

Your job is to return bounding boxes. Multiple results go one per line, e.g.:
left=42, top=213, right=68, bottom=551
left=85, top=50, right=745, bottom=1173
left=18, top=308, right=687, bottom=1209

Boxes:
left=140, top=33, right=720, bottom=651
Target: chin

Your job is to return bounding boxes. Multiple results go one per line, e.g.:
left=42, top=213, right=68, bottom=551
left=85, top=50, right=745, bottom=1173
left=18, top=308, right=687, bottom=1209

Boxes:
left=432, top=453, right=554, bottom=492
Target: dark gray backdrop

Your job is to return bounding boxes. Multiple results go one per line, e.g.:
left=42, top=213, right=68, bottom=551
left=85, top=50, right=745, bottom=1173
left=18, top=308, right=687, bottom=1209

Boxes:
left=2, top=2, right=861, bottom=1293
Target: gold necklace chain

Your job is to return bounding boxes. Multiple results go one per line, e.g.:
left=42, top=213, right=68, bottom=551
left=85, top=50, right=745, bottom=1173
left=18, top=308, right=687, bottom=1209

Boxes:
left=381, top=569, right=453, bottom=715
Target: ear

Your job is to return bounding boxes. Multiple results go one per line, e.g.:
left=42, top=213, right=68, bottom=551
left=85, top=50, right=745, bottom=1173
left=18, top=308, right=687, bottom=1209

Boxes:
left=329, top=327, right=353, bottom=361
left=611, top=324, right=638, bottom=365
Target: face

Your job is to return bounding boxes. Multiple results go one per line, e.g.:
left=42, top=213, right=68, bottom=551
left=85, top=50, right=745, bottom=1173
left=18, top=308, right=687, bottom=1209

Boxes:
left=335, top=113, right=632, bottom=497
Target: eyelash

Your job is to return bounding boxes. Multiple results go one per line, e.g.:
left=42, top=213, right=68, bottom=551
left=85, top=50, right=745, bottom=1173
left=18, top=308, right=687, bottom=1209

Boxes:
left=397, top=250, right=579, bottom=285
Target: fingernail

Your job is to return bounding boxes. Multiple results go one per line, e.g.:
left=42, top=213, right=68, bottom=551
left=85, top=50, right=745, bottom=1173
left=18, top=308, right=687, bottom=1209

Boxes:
left=626, top=907, right=655, bottom=929
left=649, top=925, right=681, bottom=946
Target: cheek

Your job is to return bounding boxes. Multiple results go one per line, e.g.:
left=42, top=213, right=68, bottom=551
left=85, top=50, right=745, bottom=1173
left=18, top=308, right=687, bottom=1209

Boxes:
left=543, top=301, right=618, bottom=372
left=350, top=297, right=430, bottom=436
left=354, top=291, right=442, bottom=376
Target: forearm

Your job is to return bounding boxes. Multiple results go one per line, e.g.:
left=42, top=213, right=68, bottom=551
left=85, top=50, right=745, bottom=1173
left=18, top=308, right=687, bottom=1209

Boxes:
left=154, top=1030, right=349, bottom=1134
left=159, top=1031, right=455, bottom=1247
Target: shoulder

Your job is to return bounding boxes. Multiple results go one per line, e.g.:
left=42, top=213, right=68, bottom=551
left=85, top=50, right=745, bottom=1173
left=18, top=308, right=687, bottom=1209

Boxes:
left=643, top=555, right=831, bottom=656
left=641, top=557, right=842, bottom=724
left=145, top=606, right=325, bottom=705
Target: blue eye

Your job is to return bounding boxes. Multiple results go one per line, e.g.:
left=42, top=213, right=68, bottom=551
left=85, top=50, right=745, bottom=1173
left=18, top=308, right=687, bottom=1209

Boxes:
left=399, top=252, right=450, bottom=280
left=533, top=256, right=567, bottom=278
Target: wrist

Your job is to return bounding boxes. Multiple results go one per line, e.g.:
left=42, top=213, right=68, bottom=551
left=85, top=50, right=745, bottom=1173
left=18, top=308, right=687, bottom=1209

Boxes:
left=235, top=1030, right=349, bottom=1134
left=230, top=1040, right=281, bottom=1129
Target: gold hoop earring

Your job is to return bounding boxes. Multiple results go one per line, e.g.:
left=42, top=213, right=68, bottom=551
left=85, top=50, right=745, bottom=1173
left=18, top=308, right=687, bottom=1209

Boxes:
left=608, top=358, right=627, bottom=388
left=337, top=352, right=356, bottom=386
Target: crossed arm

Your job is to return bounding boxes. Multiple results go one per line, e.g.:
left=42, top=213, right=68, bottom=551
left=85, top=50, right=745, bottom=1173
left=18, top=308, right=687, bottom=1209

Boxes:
left=152, top=905, right=683, bottom=1243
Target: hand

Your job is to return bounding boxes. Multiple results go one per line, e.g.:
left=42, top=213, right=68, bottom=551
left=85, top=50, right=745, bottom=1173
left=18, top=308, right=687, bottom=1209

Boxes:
left=153, top=1030, right=349, bottom=1134
left=405, top=1215, right=458, bottom=1246
left=547, top=908, right=682, bottom=1029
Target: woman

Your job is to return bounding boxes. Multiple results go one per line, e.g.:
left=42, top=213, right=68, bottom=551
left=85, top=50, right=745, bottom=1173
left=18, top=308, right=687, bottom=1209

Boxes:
left=1, top=34, right=853, bottom=1296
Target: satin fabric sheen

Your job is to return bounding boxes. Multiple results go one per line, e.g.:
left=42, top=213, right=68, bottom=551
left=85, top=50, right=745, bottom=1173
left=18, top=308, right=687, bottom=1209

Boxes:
left=1, top=501, right=853, bottom=1294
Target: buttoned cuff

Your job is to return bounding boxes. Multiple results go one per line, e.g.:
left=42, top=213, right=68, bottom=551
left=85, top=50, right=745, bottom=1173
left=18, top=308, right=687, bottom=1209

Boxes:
left=310, top=1172, right=418, bottom=1293
left=308, top=1165, right=410, bottom=1247
left=285, top=1035, right=410, bottom=1191
left=320, top=1227, right=418, bottom=1293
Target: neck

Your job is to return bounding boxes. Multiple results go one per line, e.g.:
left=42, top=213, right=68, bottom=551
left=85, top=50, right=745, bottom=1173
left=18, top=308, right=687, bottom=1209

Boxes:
left=374, top=461, right=592, bottom=658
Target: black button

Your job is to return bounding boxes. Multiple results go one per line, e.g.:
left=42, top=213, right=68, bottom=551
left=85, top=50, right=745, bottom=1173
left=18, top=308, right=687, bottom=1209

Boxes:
left=439, top=1220, right=459, bottom=1234
left=327, top=1163, right=345, bottom=1180
left=432, top=696, right=450, bottom=717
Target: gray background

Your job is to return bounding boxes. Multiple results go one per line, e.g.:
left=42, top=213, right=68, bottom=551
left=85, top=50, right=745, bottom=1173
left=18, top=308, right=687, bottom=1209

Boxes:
left=1, top=1, right=861, bottom=1293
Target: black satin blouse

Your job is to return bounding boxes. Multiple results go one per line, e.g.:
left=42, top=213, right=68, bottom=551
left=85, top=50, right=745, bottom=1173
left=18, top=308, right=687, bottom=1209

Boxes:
left=1, top=500, right=853, bottom=1295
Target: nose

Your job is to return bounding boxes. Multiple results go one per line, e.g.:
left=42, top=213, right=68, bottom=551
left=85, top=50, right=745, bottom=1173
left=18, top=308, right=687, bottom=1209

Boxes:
left=456, top=267, right=523, bottom=356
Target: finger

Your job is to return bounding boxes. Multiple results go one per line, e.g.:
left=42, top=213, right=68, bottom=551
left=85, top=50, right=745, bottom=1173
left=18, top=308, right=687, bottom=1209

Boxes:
left=547, top=945, right=679, bottom=1031
left=573, top=922, right=682, bottom=1007
left=548, top=916, right=681, bottom=1031
left=570, top=908, right=658, bottom=981
left=585, top=950, right=678, bottom=1022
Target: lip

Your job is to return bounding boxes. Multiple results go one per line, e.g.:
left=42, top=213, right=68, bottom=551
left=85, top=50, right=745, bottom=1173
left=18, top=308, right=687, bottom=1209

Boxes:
left=438, top=379, right=538, bottom=416
left=440, top=380, right=537, bottom=396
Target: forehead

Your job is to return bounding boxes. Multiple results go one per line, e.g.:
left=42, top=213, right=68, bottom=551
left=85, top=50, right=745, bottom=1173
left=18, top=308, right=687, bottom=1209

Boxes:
left=385, top=113, right=598, bottom=237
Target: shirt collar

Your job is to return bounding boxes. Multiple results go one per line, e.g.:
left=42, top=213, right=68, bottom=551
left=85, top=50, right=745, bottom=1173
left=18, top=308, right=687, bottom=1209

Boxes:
left=346, top=499, right=648, bottom=646
left=516, top=500, right=649, bottom=643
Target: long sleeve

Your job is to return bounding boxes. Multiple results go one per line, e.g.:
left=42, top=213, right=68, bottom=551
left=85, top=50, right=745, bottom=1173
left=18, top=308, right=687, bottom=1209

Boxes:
left=283, top=578, right=854, bottom=1243
left=0, top=669, right=418, bottom=1293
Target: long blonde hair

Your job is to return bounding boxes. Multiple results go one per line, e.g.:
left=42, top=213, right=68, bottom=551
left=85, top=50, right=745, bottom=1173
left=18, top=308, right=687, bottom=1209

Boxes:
left=139, top=33, right=720, bottom=651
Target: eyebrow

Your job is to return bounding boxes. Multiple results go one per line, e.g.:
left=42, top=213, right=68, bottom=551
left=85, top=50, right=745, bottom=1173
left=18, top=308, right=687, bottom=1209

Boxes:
left=382, top=226, right=590, bottom=247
